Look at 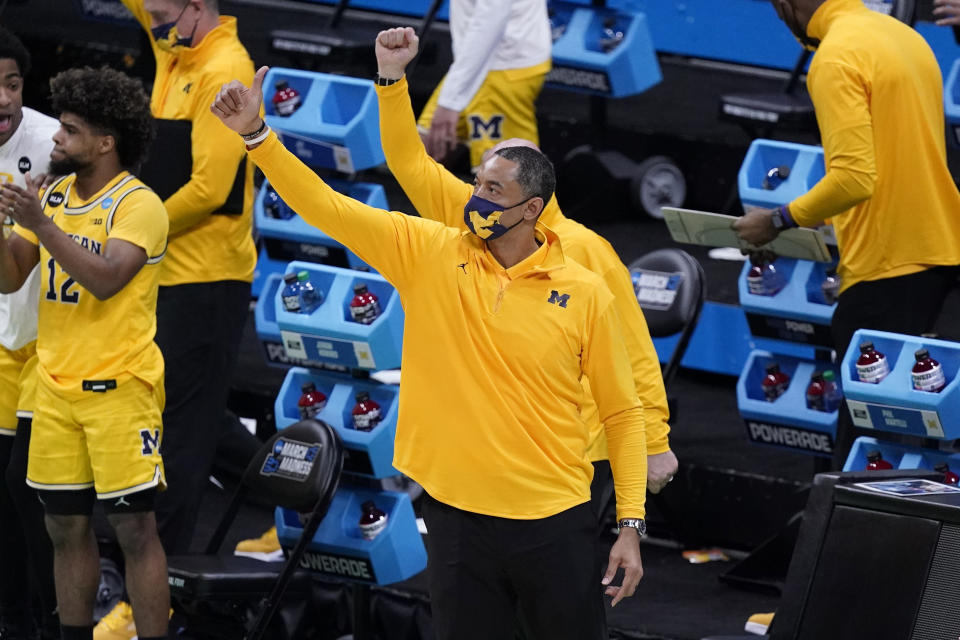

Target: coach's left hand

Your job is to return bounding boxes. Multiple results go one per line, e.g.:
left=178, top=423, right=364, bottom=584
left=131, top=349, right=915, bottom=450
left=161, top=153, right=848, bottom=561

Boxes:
left=602, top=527, right=644, bottom=607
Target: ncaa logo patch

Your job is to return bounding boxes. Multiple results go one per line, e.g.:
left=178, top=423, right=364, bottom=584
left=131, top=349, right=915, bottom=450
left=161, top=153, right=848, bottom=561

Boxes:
left=48, top=192, right=65, bottom=206
left=101, top=198, right=113, bottom=209
left=17, top=157, right=30, bottom=173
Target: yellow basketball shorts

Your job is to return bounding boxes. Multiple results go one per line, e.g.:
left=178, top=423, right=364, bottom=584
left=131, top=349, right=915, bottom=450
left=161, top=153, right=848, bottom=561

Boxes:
left=27, top=376, right=166, bottom=499
left=418, top=63, right=549, bottom=168
left=0, top=341, right=37, bottom=434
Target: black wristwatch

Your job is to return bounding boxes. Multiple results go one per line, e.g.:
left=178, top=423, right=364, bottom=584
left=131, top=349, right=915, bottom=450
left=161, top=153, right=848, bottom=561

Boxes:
left=770, top=208, right=785, bottom=230
left=618, top=518, right=647, bottom=536
left=374, top=73, right=403, bottom=87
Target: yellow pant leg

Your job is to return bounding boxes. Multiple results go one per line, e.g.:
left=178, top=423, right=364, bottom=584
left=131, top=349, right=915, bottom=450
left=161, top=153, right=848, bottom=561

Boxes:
left=78, top=376, right=166, bottom=499
left=0, top=341, right=37, bottom=434
left=27, top=379, right=95, bottom=490
left=418, top=63, right=549, bottom=168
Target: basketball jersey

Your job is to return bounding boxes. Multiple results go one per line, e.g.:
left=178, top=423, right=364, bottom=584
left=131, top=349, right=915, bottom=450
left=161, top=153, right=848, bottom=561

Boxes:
left=0, top=106, right=59, bottom=350
left=13, top=172, right=168, bottom=395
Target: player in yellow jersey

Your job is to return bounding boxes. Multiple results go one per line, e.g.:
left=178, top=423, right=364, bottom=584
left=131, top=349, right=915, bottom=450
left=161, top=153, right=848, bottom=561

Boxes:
left=0, top=67, right=169, bottom=640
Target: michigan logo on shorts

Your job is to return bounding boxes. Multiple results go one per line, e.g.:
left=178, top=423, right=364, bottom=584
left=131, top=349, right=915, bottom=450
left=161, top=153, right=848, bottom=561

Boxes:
left=469, top=114, right=505, bottom=141
left=139, top=428, right=161, bottom=455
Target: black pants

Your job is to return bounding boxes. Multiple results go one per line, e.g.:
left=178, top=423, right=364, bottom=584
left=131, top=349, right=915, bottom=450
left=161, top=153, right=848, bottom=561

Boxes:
left=0, top=418, right=58, bottom=634
left=154, top=280, right=250, bottom=555
left=421, top=495, right=607, bottom=640
left=830, top=265, right=960, bottom=468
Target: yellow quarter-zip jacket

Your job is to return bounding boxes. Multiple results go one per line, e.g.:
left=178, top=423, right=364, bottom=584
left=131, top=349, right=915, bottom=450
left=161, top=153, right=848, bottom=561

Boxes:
left=789, top=0, right=960, bottom=292
left=122, top=1, right=257, bottom=286
left=249, top=132, right=647, bottom=520
left=376, top=76, right=670, bottom=460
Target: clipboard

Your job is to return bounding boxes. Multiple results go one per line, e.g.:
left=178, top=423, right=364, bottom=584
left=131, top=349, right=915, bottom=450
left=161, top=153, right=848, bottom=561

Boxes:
left=661, top=207, right=832, bottom=262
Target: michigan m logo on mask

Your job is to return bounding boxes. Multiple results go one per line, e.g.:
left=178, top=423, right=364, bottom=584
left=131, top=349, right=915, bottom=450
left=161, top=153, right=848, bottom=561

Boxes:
left=547, top=290, right=571, bottom=308
left=140, top=428, right=161, bottom=455
left=467, top=209, right=503, bottom=240
left=469, top=114, right=505, bottom=140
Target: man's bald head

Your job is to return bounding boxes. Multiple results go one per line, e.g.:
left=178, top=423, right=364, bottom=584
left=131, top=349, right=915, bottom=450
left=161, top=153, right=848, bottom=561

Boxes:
left=482, top=138, right=541, bottom=164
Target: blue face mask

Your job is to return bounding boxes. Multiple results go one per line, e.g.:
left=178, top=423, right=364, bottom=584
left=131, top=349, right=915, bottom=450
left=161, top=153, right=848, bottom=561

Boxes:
left=151, top=1, right=194, bottom=52
left=463, top=194, right=534, bottom=240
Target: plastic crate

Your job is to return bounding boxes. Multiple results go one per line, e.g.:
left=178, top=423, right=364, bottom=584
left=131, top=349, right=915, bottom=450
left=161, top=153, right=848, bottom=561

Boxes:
left=275, top=486, right=426, bottom=586
left=263, top=67, right=385, bottom=171
left=275, top=367, right=399, bottom=479
left=840, top=330, right=960, bottom=440
left=546, top=1, right=661, bottom=97
left=843, top=436, right=960, bottom=475
left=738, top=139, right=825, bottom=210
left=274, top=262, right=403, bottom=371
left=737, top=350, right=840, bottom=458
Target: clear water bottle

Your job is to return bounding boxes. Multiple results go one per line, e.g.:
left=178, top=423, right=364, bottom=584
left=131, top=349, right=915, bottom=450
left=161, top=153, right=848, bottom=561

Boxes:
left=281, top=273, right=301, bottom=312
left=263, top=186, right=293, bottom=220
left=599, top=17, right=625, bottom=52
left=297, top=270, right=322, bottom=314
left=821, top=370, right=842, bottom=412
left=762, top=165, right=791, bottom=190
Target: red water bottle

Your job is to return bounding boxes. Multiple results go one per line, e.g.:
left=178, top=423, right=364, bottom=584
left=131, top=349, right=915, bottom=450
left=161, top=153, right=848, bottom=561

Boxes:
left=272, top=80, right=301, bottom=116
left=805, top=371, right=825, bottom=411
left=352, top=391, right=382, bottom=432
left=911, top=348, right=946, bottom=393
left=297, top=382, right=327, bottom=419
left=865, top=450, right=893, bottom=471
left=358, top=500, right=388, bottom=540
left=349, top=283, right=381, bottom=325
left=856, top=341, right=889, bottom=384
left=746, top=254, right=766, bottom=296
left=762, top=363, right=790, bottom=402
left=934, top=462, right=960, bottom=486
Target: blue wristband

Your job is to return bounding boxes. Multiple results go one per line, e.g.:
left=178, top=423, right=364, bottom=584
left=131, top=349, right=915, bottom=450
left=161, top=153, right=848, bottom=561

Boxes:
left=779, top=205, right=797, bottom=228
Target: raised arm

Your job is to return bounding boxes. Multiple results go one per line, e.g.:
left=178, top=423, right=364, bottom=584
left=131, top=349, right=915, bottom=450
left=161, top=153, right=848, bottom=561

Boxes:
left=211, top=67, right=447, bottom=288
left=375, top=27, right=473, bottom=228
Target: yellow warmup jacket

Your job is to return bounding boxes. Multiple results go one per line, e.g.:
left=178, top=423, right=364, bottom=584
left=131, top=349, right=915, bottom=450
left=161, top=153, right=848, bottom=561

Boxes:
left=377, top=77, right=670, bottom=461
left=122, top=0, right=257, bottom=286
left=790, top=0, right=960, bottom=292
left=249, top=133, right=648, bottom=520
left=14, top=173, right=167, bottom=396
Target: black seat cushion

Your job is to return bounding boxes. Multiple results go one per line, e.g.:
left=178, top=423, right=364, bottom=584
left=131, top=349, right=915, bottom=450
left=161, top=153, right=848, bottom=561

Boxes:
left=167, top=555, right=310, bottom=599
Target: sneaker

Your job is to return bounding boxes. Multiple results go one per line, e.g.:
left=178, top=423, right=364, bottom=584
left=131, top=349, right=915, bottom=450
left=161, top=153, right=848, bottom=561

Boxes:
left=93, top=601, right=136, bottom=640
left=745, top=611, right=774, bottom=635
left=234, top=526, right=283, bottom=562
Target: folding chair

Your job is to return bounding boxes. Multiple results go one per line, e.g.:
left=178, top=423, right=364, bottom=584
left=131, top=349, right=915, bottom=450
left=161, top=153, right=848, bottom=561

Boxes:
left=166, top=418, right=344, bottom=640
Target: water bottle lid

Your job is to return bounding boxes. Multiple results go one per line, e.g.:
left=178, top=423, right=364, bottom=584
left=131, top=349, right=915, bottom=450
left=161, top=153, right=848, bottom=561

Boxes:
left=301, top=381, right=316, bottom=393
left=353, top=283, right=368, bottom=294
left=934, top=461, right=949, bottom=473
left=297, top=270, right=310, bottom=282
left=355, top=390, right=370, bottom=402
left=859, top=341, right=874, bottom=353
left=276, top=80, right=289, bottom=90
left=776, top=165, right=791, bottom=178
left=866, top=450, right=882, bottom=462
left=822, top=370, right=835, bottom=382
left=765, top=362, right=780, bottom=374
left=283, top=272, right=298, bottom=284
left=361, top=500, right=376, bottom=512
left=810, top=370, right=824, bottom=382
left=915, top=348, right=930, bottom=362
left=825, top=266, right=837, bottom=276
